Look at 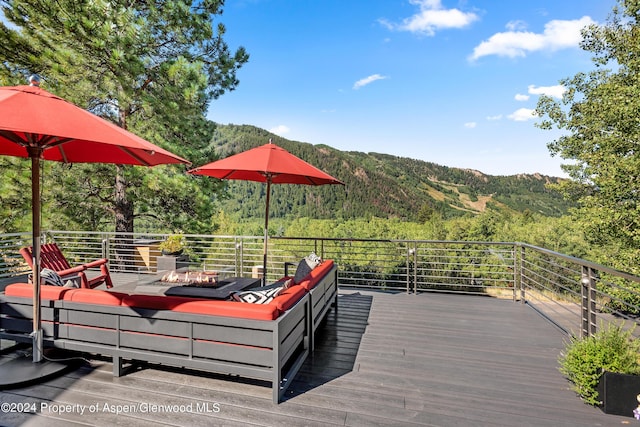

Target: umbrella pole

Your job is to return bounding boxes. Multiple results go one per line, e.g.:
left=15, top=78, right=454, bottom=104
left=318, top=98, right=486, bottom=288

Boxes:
left=262, top=178, right=272, bottom=287
left=30, top=153, right=43, bottom=363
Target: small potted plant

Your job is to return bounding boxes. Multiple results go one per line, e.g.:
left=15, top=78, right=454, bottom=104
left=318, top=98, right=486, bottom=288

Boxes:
left=157, top=234, right=191, bottom=271
left=559, top=322, right=640, bottom=417
left=159, top=234, right=187, bottom=256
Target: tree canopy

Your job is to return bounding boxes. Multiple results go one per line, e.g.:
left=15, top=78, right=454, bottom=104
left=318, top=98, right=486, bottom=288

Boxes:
left=0, top=0, right=248, bottom=233
left=535, top=0, right=640, bottom=272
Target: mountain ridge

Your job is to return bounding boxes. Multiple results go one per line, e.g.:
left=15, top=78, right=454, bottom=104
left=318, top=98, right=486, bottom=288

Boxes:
left=207, top=123, right=572, bottom=221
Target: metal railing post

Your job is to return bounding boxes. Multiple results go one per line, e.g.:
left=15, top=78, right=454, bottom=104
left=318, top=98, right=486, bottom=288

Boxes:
left=101, top=238, right=111, bottom=268
left=406, top=244, right=414, bottom=294
left=512, top=244, right=518, bottom=302
left=588, top=268, right=597, bottom=336
left=235, top=238, right=243, bottom=277
left=413, top=243, right=418, bottom=294
left=102, top=238, right=109, bottom=262
left=581, top=266, right=597, bottom=338
left=519, top=245, right=525, bottom=304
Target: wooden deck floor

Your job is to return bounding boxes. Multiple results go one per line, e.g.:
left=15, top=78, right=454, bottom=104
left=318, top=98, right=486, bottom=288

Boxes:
left=1, top=287, right=632, bottom=426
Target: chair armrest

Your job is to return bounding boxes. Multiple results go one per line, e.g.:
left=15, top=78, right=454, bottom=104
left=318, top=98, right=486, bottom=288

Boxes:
left=56, top=265, right=87, bottom=276
left=83, top=258, right=108, bottom=269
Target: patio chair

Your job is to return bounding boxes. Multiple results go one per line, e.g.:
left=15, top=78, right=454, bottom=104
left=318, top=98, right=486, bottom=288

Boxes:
left=19, top=243, right=113, bottom=289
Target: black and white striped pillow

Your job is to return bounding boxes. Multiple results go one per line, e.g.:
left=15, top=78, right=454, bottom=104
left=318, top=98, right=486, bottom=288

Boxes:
left=232, top=286, right=283, bottom=304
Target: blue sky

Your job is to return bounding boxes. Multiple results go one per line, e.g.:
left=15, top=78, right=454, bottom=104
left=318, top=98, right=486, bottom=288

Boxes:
left=208, top=0, right=616, bottom=176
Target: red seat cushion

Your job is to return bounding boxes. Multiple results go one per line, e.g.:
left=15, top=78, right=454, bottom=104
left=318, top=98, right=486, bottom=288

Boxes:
left=271, top=285, right=307, bottom=313
left=172, top=300, right=280, bottom=321
left=121, top=294, right=205, bottom=310
left=123, top=294, right=281, bottom=320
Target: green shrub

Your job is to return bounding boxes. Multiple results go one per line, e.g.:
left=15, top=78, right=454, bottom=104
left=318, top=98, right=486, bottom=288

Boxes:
left=558, top=323, right=640, bottom=405
left=603, top=282, right=640, bottom=315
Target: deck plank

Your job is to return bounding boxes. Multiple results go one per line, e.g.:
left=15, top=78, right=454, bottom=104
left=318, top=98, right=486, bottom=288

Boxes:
left=0, top=285, right=632, bottom=426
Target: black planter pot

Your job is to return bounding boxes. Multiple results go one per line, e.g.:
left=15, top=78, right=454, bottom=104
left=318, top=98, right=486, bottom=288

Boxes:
left=597, top=371, right=640, bottom=417
left=161, top=249, right=183, bottom=256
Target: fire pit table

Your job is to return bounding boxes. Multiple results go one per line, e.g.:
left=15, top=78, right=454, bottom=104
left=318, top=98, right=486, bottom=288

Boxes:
left=134, top=269, right=261, bottom=299
left=164, top=277, right=261, bottom=299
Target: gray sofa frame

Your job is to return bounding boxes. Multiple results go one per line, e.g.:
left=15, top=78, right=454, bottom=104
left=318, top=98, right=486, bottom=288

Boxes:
left=307, top=264, right=338, bottom=351
left=0, top=264, right=338, bottom=403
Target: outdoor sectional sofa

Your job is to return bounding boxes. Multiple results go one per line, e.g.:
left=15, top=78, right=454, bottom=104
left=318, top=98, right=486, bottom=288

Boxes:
left=0, top=259, right=338, bottom=403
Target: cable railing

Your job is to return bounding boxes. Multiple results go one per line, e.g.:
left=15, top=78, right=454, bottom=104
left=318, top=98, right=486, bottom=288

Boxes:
left=1, top=231, right=638, bottom=339
left=518, top=244, right=640, bottom=338
left=0, top=232, right=33, bottom=278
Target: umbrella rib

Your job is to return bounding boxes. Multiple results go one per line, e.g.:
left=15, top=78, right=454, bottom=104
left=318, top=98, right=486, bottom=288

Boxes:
left=0, top=129, right=29, bottom=145
left=42, top=137, right=73, bottom=162
left=219, top=170, right=238, bottom=180
left=118, top=146, right=152, bottom=166
left=304, top=176, right=318, bottom=185
left=0, top=130, right=74, bottom=150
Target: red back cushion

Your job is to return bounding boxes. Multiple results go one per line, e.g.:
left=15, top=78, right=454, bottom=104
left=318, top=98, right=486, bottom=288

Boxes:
left=63, top=289, right=127, bottom=305
left=297, top=260, right=335, bottom=291
left=4, top=283, right=72, bottom=300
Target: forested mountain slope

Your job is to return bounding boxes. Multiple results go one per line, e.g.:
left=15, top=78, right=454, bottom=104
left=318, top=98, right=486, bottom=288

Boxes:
left=206, top=124, right=571, bottom=221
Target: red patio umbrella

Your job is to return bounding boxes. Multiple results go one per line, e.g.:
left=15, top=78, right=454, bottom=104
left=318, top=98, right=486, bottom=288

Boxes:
left=0, top=81, right=190, bottom=363
left=188, top=140, right=343, bottom=284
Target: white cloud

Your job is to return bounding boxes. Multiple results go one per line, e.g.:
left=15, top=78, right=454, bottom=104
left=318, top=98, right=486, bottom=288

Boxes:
left=464, top=122, right=477, bottom=128
left=469, top=16, right=595, bottom=60
left=353, top=74, right=388, bottom=90
left=508, top=108, right=538, bottom=122
left=269, top=125, right=290, bottom=135
left=514, top=93, right=530, bottom=101
left=486, top=114, right=502, bottom=121
left=505, top=20, right=527, bottom=32
left=528, top=84, right=566, bottom=99
left=379, top=0, right=479, bottom=36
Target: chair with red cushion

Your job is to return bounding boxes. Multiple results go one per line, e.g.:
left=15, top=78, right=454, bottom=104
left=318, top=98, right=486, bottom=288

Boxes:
left=20, top=243, right=113, bottom=289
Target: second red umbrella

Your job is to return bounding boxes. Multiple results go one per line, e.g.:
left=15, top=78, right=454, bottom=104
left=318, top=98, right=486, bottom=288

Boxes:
left=188, top=140, right=343, bottom=284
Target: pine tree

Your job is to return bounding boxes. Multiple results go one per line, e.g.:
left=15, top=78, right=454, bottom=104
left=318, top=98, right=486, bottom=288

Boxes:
left=0, top=0, right=248, bottom=233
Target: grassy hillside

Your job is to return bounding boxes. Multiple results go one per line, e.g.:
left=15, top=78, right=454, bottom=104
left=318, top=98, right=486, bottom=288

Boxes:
left=204, top=124, right=572, bottom=222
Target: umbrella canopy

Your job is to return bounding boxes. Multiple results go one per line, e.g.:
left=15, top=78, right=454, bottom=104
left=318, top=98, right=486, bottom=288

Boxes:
left=0, top=85, right=188, bottom=165
left=0, top=83, right=190, bottom=362
left=188, top=141, right=343, bottom=284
